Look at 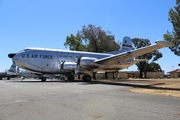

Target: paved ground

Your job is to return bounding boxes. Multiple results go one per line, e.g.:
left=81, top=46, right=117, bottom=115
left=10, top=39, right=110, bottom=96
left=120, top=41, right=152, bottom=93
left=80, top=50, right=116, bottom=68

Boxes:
left=0, top=79, right=180, bottom=120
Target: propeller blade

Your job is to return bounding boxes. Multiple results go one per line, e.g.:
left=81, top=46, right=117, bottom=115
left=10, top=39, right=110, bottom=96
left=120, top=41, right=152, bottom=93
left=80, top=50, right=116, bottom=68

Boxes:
left=59, top=60, right=65, bottom=71
left=73, top=56, right=78, bottom=63
left=73, top=54, right=84, bottom=68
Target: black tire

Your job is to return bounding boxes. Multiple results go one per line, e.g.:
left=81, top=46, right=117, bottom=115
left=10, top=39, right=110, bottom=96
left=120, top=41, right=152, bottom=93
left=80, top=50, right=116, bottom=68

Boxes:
left=67, top=75, right=74, bottom=81
left=82, top=75, right=87, bottom=82
left=82, top=75, right=85, bottom=81
left=86, top=75, right=91, bottom=82
left=41, top=77, right=46, bottom=82
left=82, top=75, right=91, bottom=82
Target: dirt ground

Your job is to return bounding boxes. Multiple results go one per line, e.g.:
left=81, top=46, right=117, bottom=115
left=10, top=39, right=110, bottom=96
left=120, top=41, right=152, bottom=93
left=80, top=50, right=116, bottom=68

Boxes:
left=126, top=78, right=180, bottom=98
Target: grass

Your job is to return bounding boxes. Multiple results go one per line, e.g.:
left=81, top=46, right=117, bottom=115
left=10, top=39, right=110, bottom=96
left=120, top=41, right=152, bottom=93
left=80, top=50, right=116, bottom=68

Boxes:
left=127, top=78, right=180, bottom=97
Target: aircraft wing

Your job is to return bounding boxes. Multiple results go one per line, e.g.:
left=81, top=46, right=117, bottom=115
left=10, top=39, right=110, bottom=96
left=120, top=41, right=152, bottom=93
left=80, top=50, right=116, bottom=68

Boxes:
left=95, top=40, right=174, bottom=66
left=120, top=59, right=147, bottom=68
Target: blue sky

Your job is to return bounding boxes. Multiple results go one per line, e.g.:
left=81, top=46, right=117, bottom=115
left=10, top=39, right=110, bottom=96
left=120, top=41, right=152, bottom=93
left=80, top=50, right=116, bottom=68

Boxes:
left=0, top=0, right=178, bottom=73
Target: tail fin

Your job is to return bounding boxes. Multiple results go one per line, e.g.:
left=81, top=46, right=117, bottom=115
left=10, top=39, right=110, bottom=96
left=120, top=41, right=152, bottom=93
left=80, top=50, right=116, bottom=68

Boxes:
left=105, top=36, right=133, bottom=55
left=8, top=63, right=16, bottom=72
left=17, top=67, right=20, bottom=73
left=120, top=36, right=133, bottom=51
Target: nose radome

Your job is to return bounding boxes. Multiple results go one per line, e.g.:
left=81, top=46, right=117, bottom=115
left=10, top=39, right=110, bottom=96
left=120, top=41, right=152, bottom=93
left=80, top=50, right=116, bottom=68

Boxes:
left=8, top=53, right=16, bottom=58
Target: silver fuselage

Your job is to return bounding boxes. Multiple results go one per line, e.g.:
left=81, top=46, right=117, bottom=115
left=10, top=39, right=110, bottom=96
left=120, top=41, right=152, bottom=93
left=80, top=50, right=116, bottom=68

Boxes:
left=12, top=48, right=133, bottom=74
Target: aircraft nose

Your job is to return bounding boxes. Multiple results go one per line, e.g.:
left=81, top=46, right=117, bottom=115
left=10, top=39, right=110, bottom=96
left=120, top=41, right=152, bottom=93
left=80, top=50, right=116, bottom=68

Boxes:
left=8, top=53, right=16, bottom=58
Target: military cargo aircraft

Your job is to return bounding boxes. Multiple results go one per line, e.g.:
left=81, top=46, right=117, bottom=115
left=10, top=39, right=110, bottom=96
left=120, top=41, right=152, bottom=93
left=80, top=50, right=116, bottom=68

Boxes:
left=8, top=37, right=174, bottom=82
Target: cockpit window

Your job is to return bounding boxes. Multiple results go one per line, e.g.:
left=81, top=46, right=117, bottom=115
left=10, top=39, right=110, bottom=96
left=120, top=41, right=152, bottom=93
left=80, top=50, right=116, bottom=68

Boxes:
left=23, top=49, right=30, bottom=51
left=17, top=49, right=30, bottom=54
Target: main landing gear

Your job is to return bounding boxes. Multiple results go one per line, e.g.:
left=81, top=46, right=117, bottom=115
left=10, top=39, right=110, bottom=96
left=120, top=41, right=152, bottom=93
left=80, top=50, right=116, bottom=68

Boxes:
left=82, top=75, right=91, bottom=82
left=67, top=74, right=92, bottom=82
left=67, top=75, right=74, bottom=81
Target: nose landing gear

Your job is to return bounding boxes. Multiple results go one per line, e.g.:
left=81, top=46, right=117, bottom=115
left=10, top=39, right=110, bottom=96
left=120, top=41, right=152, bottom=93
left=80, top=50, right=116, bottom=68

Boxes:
left=40, top=77, right=46, bottom=82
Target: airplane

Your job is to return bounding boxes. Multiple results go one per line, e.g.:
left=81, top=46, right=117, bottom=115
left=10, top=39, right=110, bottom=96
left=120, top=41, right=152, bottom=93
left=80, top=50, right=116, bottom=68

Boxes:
left=8, top=36, right=174, bottom=82
left=0, top=63, right=18, bottom=80
left=0, top=63, right=40, bottom=80
left=0, top=63, right=47, bottom=80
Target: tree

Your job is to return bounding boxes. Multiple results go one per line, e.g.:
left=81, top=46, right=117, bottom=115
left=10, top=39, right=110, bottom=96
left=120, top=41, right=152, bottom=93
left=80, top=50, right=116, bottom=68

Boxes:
left=64, top=24, right=120, bottom=52
left=64, top=34, right=86, bottom=51
left=132, top=38, right=162, bottom=78
left=164, top=0, right=180, bottom=56
left=148, top=62, right=162, bottom=72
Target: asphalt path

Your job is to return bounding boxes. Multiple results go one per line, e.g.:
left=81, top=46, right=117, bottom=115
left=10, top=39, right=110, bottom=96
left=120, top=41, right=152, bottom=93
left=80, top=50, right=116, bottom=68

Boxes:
left=0, top=79, right=180, bottom=120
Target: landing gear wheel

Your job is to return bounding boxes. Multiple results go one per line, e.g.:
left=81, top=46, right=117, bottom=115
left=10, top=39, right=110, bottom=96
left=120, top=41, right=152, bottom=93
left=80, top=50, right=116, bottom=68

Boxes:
left=82, top=75, right=85, bottom=81
left=114, top=72, right=118, bottom=79
left=41, top=77, right=46, bottom=82
left=67, top=75, right=74, bottom=81
left=7, top=77, right=10, bottom=80
left=82, top=75, right=91, bottom=82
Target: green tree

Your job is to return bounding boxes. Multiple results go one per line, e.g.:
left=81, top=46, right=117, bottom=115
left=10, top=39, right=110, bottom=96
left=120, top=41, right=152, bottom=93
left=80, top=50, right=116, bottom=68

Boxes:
left=64, top=24, right=120, bottom=52
left=164, top=0, right=180, bottom=55
left=132, top=38, right=162, bottom=78
left=64, top=34, right=86, bottom=51
left=148, top=62, right=162, bottom=72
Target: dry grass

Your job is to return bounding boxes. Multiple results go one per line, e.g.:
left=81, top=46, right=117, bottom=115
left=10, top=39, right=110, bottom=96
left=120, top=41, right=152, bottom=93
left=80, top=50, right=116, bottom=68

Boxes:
left=127, top=78, right=180, bottom=97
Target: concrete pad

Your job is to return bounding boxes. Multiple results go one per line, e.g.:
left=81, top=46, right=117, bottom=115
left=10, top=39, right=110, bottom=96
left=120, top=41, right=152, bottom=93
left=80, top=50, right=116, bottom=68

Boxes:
left=0, top=79, right=180, bottom=120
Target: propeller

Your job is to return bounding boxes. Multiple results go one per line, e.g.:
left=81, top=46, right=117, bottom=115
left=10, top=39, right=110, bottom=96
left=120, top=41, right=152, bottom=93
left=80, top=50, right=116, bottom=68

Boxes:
left=59, top=60, right=65, bottom=71
left=73, top=54, right=83, bottom=68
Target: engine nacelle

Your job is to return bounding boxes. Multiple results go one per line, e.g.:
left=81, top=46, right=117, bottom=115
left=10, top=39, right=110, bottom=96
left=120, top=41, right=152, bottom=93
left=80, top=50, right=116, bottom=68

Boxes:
left=80, top=57, right=99, bottom=69
left=63, top=62, right=77, bottom=71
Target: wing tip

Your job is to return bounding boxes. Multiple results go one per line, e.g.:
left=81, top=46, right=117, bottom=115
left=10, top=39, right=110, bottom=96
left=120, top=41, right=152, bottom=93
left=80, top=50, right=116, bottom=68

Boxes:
left=155, top=40, right=174, bottom=47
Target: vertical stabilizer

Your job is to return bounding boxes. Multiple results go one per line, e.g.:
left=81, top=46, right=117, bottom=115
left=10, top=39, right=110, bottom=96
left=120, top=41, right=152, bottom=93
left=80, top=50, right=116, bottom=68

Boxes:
left=17, top=67, right=20, bottom=73
left=8, top=63, right=16, bottom=72
left=105, top=36, right=134, bottom=55
left=121, top=36, right=133, bottom=51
